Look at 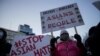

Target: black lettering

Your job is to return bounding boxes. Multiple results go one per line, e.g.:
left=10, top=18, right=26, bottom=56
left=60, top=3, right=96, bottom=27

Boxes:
left=71, top=18, right=76, bottom=23
left=48, top=24, right=52, bottom=28
left=47, top=17, right=51, bottom=21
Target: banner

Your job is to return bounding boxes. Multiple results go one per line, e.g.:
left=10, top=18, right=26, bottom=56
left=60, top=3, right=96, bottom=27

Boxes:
left=10, top=35, right=51, bottom=56
left=40, top=3, right=84, bottom=33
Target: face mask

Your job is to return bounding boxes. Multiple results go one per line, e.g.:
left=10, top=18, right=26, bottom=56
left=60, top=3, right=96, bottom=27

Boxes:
left=0, top=30, right=3, bottom=39
left=60, top=34, right=69, bottom=41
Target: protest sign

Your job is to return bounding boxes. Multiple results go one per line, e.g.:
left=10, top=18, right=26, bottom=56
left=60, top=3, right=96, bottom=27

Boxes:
left=10, top=35, right=51, bottom=56
left=40, top=3, right=84, bottom=33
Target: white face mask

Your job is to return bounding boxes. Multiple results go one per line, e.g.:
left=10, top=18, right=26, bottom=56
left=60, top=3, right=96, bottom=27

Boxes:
left=0, top=30, right=3, bottom=39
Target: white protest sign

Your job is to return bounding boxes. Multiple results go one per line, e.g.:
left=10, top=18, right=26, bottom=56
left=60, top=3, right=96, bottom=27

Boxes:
left=10, top=35, right=51, bottom=56
left=40, top=3, right=84, bottom=33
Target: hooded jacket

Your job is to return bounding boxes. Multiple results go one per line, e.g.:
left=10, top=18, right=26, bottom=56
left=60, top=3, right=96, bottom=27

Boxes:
left=55, top=39, right=80, bottom=56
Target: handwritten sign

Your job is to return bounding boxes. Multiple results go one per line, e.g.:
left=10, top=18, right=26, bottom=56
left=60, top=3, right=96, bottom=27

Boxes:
left=40, top=3, right=84, bottom=33
left=10, top=35, right=51, bottom=56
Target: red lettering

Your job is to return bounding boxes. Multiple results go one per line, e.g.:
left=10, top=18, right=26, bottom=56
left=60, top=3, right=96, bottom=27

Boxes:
left=10, top=50, right=17, bottom=56
left=29, top=44, right=36, bottom=50
left=53, top=13, right=63, bottom=19
left=48, top=19, right=75, bottom=29
left=42, top=46, right=48, bottom=54
left=40, top=48, right=46, bottom=56
left=47, top=11, right=74, bottom=21
left=12, top=36, right=51, bottom=56
left=63, top=12, right=68, bottom=17
left=46, top=45, right=51, bottom=53
left=21, top=46, right=27, bottom=54
left=38, top=35, right=44, bottom=42
left=32, top=36, right=39, bottom=43
left=16, top=48, right=21, bottom=55
left=33, top=45, right=50, bottom=56
left=34, top=49, right=41, bottom=56
left=25, top=46, right=31, bottom=53
left=26, top=37, right=32, bottom=44
left=68, top=11, right=73, bottom=15
left=22, top=39, right=27, bottom=46
left=52, top=15, right=56, bottom=19
left=16, top=44, right=36, bottom=55
left=15, top=40, right=22, bottom=48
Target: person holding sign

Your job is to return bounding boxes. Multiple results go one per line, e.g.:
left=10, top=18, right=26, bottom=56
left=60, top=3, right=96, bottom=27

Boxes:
left=55, top=30, right=81, bottom=56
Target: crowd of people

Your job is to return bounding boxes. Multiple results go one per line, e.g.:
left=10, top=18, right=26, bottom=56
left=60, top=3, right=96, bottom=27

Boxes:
left=50, top=22, right=100, bottom=56
left=0, top=22, right=99, bottom=56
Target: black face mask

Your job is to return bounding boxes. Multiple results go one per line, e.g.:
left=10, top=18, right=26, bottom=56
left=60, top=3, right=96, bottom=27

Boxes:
left=60, top=34, right=69, bottom=41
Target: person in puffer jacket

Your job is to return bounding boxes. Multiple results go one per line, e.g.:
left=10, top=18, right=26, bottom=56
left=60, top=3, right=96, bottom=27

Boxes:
left=55, top=30, right=81, bottom=56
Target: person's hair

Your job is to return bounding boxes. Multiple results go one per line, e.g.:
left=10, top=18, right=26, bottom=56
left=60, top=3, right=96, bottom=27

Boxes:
left=88, top=26, right=96, bottom=36
left=0, top=28, right=7, bottom=42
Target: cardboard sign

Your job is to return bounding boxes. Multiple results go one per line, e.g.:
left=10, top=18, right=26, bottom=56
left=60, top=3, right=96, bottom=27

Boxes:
left=40, top=3, right=84, bottom=33
left=10, top=35, right=51, bottom=56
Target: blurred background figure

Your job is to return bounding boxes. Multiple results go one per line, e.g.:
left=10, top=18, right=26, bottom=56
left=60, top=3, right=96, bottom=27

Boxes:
left=85, top=22, right=100, bottom=56
left=74, top=34, right=87, bottom=56
left=0, top=28, right=12, bottom=56
left=50, top=37, right=56, bottom=56
left=50, top=36, right=60, bottom=56
left=85, top=26, right=96, bottom=56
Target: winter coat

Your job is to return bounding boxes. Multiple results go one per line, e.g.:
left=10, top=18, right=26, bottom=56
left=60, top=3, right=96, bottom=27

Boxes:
left=55, top=39, right=80, bottom=56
